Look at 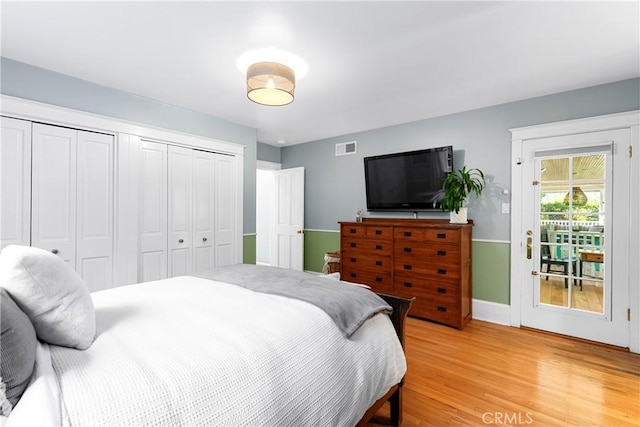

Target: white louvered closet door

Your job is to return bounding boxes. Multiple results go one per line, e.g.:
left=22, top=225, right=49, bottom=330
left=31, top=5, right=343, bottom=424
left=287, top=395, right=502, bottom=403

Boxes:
left=76, top=130, right=114, bottom=291
left=31, top=123, right=77, bottom=267
left=0, top=117, right=31, bottom=250
left=139, top=140, right=168, bottom=282
left=168, top=145, right=193, bottom=277
left=192, top=150, right=216, bottom=274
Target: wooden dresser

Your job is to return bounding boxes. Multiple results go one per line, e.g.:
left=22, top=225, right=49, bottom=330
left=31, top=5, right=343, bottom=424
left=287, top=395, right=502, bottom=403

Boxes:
left=340, top=218, right=472, bottom=329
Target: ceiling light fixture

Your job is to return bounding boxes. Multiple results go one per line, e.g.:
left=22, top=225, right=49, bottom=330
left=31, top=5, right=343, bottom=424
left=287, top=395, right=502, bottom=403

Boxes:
left=563, top=187, right=588, bottom=206
left=246, top=61, right=295, bottom=106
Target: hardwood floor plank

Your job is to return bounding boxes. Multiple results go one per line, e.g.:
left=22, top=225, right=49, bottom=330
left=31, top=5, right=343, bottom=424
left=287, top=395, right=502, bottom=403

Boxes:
left=372, top=317, right=640, bottom=426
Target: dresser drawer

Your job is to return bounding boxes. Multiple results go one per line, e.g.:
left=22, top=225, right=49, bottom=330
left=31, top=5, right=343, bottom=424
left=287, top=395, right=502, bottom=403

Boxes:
left=394, top=273, right=460, bottom=298
left=366, top=226, right=393, bottom=240
left=394, top=256, right=461, bottom=282
left=393, top=227, right=424, bottom=241
left=342, top=252, right=392, bottom=272
left=342, top=237, right=392, bottom=256
left=341, top=269, right=393, bottom=294
left=424, top=229, right=460, bottom=244
left=341, top=224, right=366, bottom=237
left=393, top=282, right=460, bottom=326
left=394, top=244, right=460, bottom=261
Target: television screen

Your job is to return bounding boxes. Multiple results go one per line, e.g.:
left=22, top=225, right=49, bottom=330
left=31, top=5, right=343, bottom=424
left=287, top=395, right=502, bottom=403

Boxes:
left=364, top=146, right=453, bottom=211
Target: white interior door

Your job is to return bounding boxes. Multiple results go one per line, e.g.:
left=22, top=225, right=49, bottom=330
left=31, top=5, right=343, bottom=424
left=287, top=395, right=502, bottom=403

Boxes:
left=193, top=150, right=216, bottom=273
left=31, top=123, right=77, bottom=266
left=168, top=145, right=193, bottom=277
left=213, top=153, right=236, bottom=267
left=76, top=130, right=114, bottom=291
left=272, top=167, right=304, bottom=270
left=139, top=140, right=167, bottom=282
left=520, top=129, right=630, bottom=347
left=0, top=117, right=31, bottom=249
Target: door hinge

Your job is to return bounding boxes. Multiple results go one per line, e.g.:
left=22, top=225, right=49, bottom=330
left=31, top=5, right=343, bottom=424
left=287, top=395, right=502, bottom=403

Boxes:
left=532, top=180, right=539, bottom=186
left=630, top=145, right=633, bottom=158
left=628, top=308, right=631, bottom=321
left=531, top=271, right=539, bottom=276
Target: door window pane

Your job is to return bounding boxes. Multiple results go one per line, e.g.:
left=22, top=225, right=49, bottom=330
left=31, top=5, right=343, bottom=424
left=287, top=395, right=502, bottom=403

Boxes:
left=538, top=155, right=605, bottom=313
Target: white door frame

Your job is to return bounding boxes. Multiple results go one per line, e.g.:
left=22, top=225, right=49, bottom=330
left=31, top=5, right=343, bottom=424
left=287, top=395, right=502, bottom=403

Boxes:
left=510, top=110, right=640, bottom=353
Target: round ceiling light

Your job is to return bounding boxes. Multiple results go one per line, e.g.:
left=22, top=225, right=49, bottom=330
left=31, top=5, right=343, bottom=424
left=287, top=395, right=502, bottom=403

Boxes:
left=246, top=61, right=295, bottom=106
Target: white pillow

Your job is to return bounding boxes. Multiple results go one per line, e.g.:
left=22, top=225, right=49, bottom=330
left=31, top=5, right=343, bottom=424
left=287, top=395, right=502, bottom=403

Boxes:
left=0, top=245, right=95, bottom=350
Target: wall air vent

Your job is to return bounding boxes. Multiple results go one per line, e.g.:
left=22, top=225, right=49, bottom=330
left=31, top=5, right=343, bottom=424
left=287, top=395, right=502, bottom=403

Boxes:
left=335, top=141, right=357, bottom=156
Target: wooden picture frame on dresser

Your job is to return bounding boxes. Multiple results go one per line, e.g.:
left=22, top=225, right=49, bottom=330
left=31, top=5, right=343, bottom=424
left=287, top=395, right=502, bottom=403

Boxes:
left=340, top=218, right=473, bottom=329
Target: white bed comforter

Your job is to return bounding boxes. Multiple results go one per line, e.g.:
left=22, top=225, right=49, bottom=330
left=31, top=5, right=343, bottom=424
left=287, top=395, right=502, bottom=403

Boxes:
left=8, top=276, right=406, bottom=426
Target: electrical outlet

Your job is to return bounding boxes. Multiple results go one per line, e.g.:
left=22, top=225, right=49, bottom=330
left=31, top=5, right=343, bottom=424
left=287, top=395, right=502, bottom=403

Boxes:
left=502, top=203, right=510, bottom=214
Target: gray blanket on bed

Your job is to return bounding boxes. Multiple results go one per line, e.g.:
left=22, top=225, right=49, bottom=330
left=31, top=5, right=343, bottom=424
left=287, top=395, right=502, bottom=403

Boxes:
left=197, top=264, right=392, bottom=338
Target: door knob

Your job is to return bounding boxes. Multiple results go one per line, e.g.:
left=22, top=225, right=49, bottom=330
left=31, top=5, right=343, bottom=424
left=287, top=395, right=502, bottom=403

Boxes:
left=202, top=237, right=207, bottom=242
left=51, top=249, right=59, bottom=254
left=526, top=230, right=533, bottom=259
left=178, top=239, right=184, bottom=243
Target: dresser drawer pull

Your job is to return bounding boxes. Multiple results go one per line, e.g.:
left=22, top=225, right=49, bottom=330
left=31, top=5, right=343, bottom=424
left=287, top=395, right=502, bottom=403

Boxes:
left=403, top=282, right=413, bottom=288
left=437, top=233, right=446, bottom=239
left=375, top=229, right=383, bottom=235
left=375, top=260, right=382, bottom=266
left=375, top=244, right=383, bottom=250
left=350, top=257, right=357, bottom=263
left=350, top=242, right=357, bottom=248
left=375, top=277, right=383, bottom=283
left=437, top=287, right=447, bottom=294
left=403, top=247, right=412, bottom=253
left=437, top=268, right=447, bottom=275
left=403, top=231, right=412, bottom=237
left=350, top=273, right=357, bottom=278
left=437, top=250, right=447, bottom=256
left=437, top=305, right=447, bottom=312
left=403, top=265, right=412, bottom=270
left=350, top=228, right=357, bottom=233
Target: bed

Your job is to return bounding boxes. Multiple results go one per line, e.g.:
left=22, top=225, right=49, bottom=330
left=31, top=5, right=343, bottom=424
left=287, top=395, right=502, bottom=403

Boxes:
left=0, top=245, right=412, bottom=426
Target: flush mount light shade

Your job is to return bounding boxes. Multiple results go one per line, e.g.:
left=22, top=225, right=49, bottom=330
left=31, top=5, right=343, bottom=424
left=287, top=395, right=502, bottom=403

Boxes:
left=247, top=62, right=295, bottom=106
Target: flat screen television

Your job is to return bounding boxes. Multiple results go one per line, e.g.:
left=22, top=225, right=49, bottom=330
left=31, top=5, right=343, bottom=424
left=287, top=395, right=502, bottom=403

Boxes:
left=364, top=146, right=453, bottom=211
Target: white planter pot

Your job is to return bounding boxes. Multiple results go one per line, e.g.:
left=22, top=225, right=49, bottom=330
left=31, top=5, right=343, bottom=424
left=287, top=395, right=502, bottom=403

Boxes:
left=449, top=207, right=468, bottom=224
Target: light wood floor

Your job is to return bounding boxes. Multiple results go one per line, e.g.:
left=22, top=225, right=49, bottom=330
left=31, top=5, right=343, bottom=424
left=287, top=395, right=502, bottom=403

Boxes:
left=540, top=276, right=603, bottom=313
left=371, top=317, right=640, bottom=426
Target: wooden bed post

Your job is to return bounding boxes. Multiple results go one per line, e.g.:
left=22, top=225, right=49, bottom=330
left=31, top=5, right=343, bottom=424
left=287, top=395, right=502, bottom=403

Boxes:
left=357, top=293, right=414, bottom=426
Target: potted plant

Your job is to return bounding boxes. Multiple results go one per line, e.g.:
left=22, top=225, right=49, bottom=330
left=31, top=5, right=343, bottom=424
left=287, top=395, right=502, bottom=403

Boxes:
left=441, top=166, right=485, bottom=223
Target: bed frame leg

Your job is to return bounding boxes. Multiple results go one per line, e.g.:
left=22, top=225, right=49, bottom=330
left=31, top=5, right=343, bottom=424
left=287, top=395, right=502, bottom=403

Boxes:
left=389, top=386, right=402, bottom=426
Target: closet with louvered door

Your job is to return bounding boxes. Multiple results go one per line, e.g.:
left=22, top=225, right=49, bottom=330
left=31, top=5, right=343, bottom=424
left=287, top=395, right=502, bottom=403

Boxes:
left=0, top=119, right=115, bottom=292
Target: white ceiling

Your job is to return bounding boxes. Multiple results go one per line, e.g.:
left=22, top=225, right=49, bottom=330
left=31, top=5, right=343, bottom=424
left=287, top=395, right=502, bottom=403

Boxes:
left=1, top=1, right=638, bottom=146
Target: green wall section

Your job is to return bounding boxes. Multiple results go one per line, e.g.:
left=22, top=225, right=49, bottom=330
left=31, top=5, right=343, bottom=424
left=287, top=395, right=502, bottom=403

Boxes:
left=472, top=241, right=510, bottom=305
left=304, top=230, right=341, bottom=272
left=243, top=234, right=256, bottom=264
left=302, top=230, right=510, bottom=305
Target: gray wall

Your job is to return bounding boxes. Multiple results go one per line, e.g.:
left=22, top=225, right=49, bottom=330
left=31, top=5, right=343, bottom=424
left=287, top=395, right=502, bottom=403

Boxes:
left=0, top=57, right=258, bottom=234
left=281, top=78, right=640, bottom=240
left=257, top=141, right=281, bottom=163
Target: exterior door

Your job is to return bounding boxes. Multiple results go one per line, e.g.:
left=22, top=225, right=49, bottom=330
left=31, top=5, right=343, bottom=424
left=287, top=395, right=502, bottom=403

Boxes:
left=0, top=117, right=31, bottom=249
left=31, top=123, right=77, bottom=266
left=272, top=167, right=305, bottom=270
left=520, top=129, right=630, bottom=347
left=139, top=140, right=168, bottom=282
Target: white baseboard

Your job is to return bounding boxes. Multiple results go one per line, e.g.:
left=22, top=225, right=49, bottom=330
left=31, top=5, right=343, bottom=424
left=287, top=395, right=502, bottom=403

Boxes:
left=472, top=299, right=511, bottom=326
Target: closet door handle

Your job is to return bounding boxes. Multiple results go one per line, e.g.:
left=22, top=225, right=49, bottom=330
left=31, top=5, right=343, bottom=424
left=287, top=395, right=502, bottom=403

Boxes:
left=202, top=237, right=208, bottom=242
left=178, top=239, right=184, bottom=244
left=51, top=249, right=59, bottom=254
